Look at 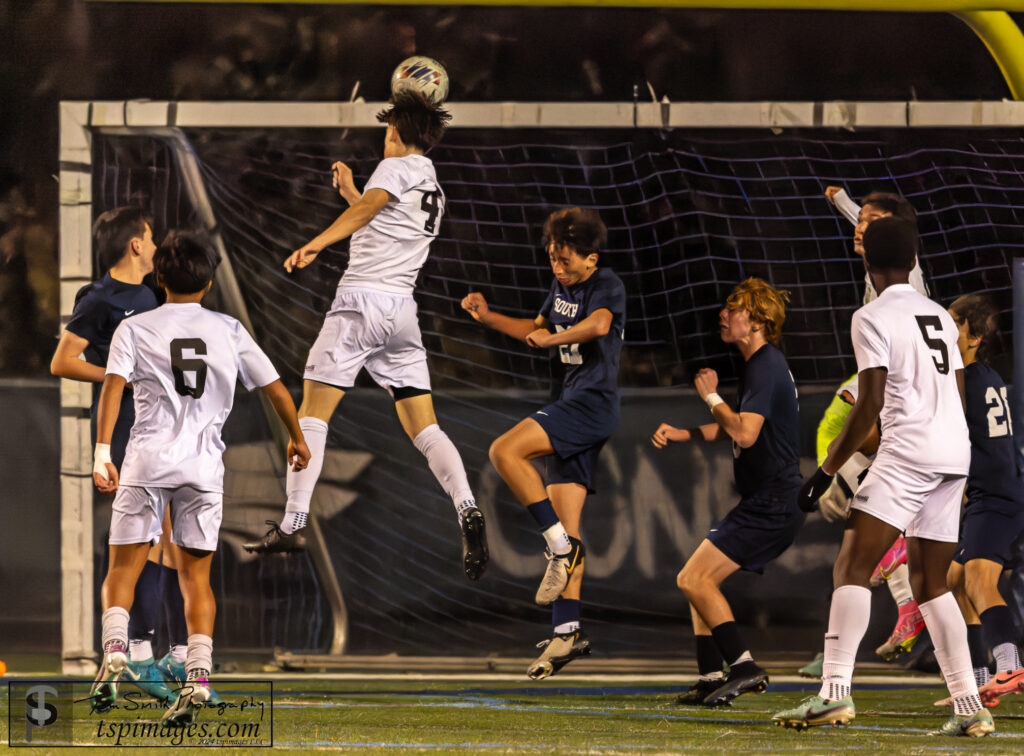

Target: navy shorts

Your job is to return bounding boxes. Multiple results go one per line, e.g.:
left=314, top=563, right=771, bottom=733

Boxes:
left=707, top=488, right=805, bottom=573
left=953, top=498, right=1024, bottom=566
left=532, top=390, right=619, bottom=494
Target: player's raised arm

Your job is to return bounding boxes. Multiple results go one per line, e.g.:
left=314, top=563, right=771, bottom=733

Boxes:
left=332, top=161, right=362, bottom=205
left=461, top=292, right=545, bottom=342
left=825, top=185, right=861, bottom=227
left=694, top=367, right=765, bottom=449
left=283, top=188, right=392, bottom=273
left=259, top=379, right=311, bottom=472
left=93, top=373, right=127, bottom=492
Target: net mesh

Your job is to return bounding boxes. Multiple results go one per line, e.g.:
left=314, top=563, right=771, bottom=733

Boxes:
left=92, top=125, right=1023, bottom=655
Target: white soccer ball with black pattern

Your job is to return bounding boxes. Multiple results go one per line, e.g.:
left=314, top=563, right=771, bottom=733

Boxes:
left=390, top=56, right=450, bottom=104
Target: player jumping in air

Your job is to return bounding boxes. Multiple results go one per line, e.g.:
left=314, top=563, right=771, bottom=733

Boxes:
left=775, top=217, right=992, bottom=737
left=461, top=208, right=625, bottom=679
left=51, top=207, right=190, bottom=704
left=89, top=232, right=309, bottom=725
left=653, top=278, right=803, bottom=707
left=941, top=294, right=1024, bottom=708
left=244, top=91, right=489, bottom=582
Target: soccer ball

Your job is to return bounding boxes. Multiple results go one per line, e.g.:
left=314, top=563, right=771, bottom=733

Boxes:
left=390, top=56, right=450, bottom=104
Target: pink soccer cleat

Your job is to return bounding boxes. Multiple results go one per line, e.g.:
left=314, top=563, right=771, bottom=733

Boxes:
left=870, top=535, right=907, bottom=587
left=978, top=668, right=1024, bottom=708
left=876, top=601, right=925, bottom=661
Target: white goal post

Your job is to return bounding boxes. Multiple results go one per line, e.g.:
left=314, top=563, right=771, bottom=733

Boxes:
left=58, top=99, right=1024, bottom=673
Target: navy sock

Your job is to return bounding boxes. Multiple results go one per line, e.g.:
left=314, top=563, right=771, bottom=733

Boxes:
left=128, top=561, right=163, bottom=643
left=696, top=634, right=724, bottom=677
left=967, top=623, right=989, bottom=670
left=710, top=621, right=751, bottom=668
left=980, top=604, right=1017, bottom=649
left=552, top=598, right=581, bottom=630
left=526, top=498, right=560, bottom=531
left=161, top=565, right=188, bottom=647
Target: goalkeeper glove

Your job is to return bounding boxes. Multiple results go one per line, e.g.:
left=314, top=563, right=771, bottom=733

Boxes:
left=798, top=467, right=834, bottom=513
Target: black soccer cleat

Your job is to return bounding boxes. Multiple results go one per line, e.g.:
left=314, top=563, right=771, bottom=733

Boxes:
left=243, top=520, right=308, bottom=554
left=702, top=662, right=769, bottom=706
left=460, top=508, right=489, bottom=580
left=675, top=678, right=729, bottom=707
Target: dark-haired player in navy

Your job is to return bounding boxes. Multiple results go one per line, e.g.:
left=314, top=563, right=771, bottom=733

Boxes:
left=462, top=207, right=625, bottom=679
left=944, top=293, right=1024, bottom=708
left=50, top=206, right=184, bottom=704
left=652, top=277, right=803, bottom=707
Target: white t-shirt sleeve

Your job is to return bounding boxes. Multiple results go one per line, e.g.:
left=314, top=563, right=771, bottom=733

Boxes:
left=234, top=323, right=279, bottom=390
left=851, top=309, right=889, bottom=373
left=105, top=320, right=136, bottom=382
left=831, top=189, right=861, bottom=227
left=364, top=158, right=414, bottom=200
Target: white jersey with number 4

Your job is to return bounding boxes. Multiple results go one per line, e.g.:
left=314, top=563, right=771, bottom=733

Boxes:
left=851, top=283, right=968, bottom=474
left=340, top=154, right=445, bottom=296
left=106, top=302, right=280, bottom=492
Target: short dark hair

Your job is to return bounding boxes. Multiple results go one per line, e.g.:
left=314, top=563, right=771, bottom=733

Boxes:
left=542, top=208, right=607, bottom=257
left=863, top=216, right=918, bottom=272
left=153, top=231, right=220, bottom=295
left=376, top=91, right=451, bottom=152
left=861, top=192, right=917, bottom=226
left=950, top=293, right=999, bottom=363
left=93, top=206, right=152, bottom=273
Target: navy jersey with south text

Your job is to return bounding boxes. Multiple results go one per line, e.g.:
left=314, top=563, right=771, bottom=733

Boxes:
left=539, top=266, right=626, bottom=405
left=65, top=273, right=159, bottom=466
left=733, top=343, right=801, bottom=498
left=964, top=361, right=1024, bottom=508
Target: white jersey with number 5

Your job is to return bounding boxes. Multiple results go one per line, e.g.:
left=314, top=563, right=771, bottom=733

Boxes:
left=106, top=302, right=280, bottom=492
left=340, top=154, right=444, bottom=295
left=851, top=283, right=968, bottom=474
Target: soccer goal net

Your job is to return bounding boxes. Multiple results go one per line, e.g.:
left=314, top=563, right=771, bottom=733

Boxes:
left=59, top=100, right=1024, bottom=669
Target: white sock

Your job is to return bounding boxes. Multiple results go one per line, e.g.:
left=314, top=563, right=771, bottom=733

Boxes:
left=412, top=424, right=474, bottom=515
left=101, top=607, right=130, bottom=653
left=975, top=666, right=991, bottom=688
left=185, top=633, right=213, bottom=676
left=170, top=644, right=187, bottom=664
left=542, top=523, right=572, bottom=555
left=993, top=642, right=1021, bottom=673
left=732, top=651, right=753, bottom=666
left=554, top=620, right=580, bottom=634
left=282, top=511, right=307, bottom=534
left=129, top=639, right=153, bottom=662
left=886, top=562, right=914, bottom=606
left=698, top=671, right=724, bottom=682
left=919, top=592, right=981, bottom=715
left=283, top=417, right=329, bottom=531
left=819, top=585, right=871, bottom=701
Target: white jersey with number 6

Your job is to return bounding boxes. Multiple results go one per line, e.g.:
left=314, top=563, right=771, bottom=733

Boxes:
left=851, top=283, right=968, bottom=474
left=105, top=302, right=280, bottom=492
left=340, top=154, right=445, bottom=295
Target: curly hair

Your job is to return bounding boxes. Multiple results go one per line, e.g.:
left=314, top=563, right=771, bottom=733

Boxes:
left=153, top=231, right=220, bottom=295
left=950, top=293, right=999, bottom=363
left=726, top=277, right=791, bottom=345
left=541, top=207, right=607, bottom=257
left=376, top=90, right=452, bottom=152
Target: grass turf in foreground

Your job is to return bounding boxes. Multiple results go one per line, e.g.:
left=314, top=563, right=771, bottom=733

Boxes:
left=3, top=677, right=1023, bottom=753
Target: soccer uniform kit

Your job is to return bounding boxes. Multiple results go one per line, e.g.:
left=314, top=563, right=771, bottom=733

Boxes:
left=954, top=361, right=1024, bottom=565
left=66, top=273, right=159, bottom=466
left=304, top=154, right=444, bottom=392
left=708, top=343, right=804, bottom=572
left=531, top=267, right=626, bottom=493
left=105, top=303, right=279, bottom=550
left=849, top=284, right=969, bottom=540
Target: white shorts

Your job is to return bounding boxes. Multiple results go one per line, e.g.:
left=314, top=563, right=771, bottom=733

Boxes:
left=109, top=485, right=223, bottom=552
left=851, top=454, right=966, bottom=542
left=304, top=287, right=431, bottom=392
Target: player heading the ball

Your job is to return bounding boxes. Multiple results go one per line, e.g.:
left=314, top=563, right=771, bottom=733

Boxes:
left=245, top=90, right=490, bottom=583
left=90, top=231, right=310, bottom=725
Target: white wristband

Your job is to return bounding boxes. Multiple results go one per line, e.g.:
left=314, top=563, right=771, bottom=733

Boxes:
left=94, top=443, right=112, bottom=479
left=704, top=393, right=725, bottom=411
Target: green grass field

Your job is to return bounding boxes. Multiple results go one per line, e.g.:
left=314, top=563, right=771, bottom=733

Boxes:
left=5, top=672, right=1024, bottom=753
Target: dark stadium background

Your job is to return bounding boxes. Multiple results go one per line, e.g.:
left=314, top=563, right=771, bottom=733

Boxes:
left=2, top=1, right=1021, bottom=661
